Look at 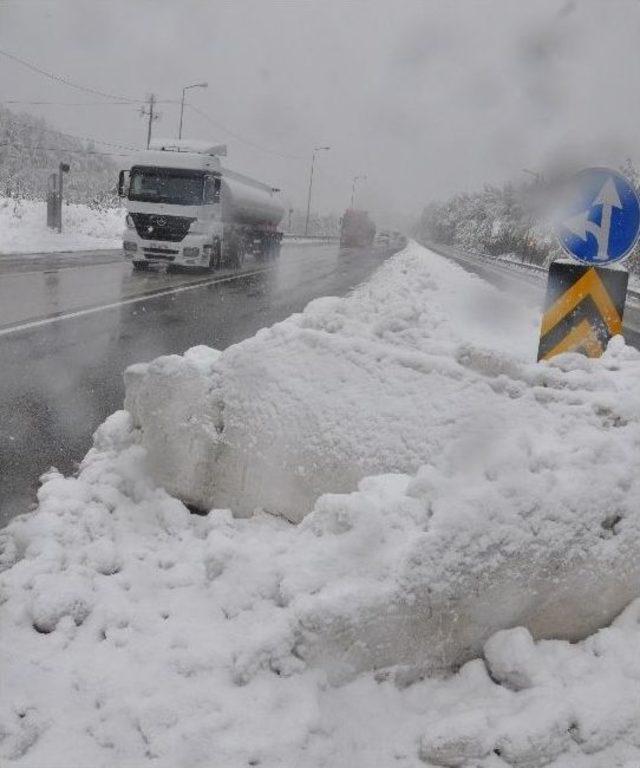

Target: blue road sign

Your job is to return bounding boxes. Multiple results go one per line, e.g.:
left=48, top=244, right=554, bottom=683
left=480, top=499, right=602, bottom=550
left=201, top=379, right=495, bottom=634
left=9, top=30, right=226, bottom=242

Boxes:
left=556, top=167, right=640, bottom=265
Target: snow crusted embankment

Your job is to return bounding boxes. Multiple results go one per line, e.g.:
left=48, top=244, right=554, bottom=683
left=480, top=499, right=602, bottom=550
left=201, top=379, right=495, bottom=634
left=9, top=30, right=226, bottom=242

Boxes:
left=3, top=242, right=640, bottom=766
left=0, top=196, right=124, bottom=254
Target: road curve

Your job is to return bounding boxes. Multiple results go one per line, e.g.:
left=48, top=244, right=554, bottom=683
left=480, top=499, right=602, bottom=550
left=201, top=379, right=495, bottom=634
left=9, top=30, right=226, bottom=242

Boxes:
left=0, top=243, right=392, bottom=526
left=426, top=241, right=640, bottom=348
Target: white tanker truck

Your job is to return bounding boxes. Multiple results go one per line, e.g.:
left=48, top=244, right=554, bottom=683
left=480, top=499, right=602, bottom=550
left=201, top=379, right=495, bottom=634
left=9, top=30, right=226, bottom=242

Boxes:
left=118, top=139, right=284, bottom=271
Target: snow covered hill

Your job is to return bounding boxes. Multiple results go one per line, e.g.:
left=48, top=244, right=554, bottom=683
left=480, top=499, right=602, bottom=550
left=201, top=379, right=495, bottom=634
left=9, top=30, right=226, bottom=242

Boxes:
left=0, top=106, right=118, bottom=204
left=0, top=196, right=124, bottom=254
left=2, top=242, right=640, bottom=767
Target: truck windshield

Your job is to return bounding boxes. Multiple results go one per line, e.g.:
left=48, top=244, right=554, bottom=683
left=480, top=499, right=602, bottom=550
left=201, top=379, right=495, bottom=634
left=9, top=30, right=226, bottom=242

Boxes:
left=128, top=167, right=204, bottom=206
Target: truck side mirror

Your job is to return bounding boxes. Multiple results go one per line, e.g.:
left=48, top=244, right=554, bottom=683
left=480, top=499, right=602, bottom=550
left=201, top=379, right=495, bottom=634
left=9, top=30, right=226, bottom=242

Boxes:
left=118, top=170, right=130, bottom=197
left=204, top=175, right=221, bottom=203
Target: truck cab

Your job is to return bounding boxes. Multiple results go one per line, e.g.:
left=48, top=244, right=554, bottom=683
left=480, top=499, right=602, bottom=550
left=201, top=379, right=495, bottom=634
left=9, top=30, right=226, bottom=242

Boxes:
left=119, top=139, right=283, bottom=271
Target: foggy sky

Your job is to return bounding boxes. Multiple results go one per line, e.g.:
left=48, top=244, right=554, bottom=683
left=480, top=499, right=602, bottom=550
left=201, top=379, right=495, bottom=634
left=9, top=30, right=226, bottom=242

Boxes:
left=0, top=0, right=639, bottom=226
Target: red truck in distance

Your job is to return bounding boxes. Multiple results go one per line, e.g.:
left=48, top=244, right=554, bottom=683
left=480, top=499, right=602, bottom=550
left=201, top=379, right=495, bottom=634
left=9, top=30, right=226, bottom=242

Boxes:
left=340, top=209, right=376, bottom=248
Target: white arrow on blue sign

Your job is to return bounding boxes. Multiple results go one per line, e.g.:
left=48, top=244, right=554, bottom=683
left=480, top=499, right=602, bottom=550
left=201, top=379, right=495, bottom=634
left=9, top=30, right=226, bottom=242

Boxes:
left=556, top=167, right=640, bottom=265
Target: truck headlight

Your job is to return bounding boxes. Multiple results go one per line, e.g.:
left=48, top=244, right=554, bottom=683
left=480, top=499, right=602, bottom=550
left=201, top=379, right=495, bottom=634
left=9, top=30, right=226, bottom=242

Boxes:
left=126, top=214, right=135, bottom=229
left=123, top=241, right=137, bottom=252
left=183, top=247, right=200, bottom=258
left=188, top=220, right=207, bottom=235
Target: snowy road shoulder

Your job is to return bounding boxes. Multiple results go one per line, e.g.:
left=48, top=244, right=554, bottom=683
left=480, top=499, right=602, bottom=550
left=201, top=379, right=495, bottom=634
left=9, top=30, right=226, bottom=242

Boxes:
left=0, top=196, right=124, bottom=255
left=3, top=241, right=640, bottom=766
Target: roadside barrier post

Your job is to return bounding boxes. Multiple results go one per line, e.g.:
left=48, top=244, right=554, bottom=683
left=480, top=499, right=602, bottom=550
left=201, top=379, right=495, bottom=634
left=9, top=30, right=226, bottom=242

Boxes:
left=538, top=168, right=639, bottom=361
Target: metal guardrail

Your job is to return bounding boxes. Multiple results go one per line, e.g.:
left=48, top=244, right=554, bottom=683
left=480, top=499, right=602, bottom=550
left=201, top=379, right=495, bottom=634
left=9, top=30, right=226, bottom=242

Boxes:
left=424, top=241, right=640, bottom=302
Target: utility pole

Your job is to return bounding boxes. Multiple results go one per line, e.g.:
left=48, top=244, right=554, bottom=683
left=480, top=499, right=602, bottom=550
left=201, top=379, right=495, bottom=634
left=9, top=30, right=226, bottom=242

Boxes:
left=305, top=146, right=330, bottom=236
left=350, top=174, right=367, bottom=208
left=140, top=94, right=160, bottom=149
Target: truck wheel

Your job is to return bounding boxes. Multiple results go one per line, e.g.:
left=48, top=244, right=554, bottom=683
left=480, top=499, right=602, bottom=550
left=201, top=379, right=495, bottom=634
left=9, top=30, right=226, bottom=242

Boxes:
left=221, top=238, right=234, bottom=269
left=132, top=261, right=149, bottom=271
left=222, top=235, right=243, bottom=269
left=257, top=237, right=271, bottom=261
left=208, top=240, right=221, bottom=271
left=259, top=236, right=280, bottom=261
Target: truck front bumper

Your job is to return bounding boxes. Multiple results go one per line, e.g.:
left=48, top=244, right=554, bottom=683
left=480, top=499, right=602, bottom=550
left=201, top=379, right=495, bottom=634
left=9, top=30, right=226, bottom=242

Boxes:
left=122, top=233, right=213, bottom=268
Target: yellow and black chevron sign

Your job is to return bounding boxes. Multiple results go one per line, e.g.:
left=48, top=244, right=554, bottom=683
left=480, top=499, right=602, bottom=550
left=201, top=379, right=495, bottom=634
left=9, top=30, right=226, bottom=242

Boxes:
left=537, top=263, right=628, bottom=361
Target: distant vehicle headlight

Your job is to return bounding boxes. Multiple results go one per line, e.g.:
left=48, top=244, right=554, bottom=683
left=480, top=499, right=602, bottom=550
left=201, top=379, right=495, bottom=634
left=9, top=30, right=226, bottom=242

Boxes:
left=125, top=214, right=135, bottom=229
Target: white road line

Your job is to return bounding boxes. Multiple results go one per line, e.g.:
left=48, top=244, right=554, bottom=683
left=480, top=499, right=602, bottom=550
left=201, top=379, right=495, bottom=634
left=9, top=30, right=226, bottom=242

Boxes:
left=0, top=259, right=124, bottom=278
left=0, top=266, right=274, bottom=338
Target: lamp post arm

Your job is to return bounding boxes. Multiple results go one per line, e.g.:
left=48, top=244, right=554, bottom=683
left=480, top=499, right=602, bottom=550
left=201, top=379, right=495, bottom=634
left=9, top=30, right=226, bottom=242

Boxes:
left=178, top=87, right=187, bottom=140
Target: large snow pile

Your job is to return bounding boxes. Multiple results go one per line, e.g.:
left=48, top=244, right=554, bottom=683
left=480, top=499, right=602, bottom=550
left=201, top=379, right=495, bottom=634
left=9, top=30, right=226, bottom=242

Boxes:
left=0, top=196, right=124, bottom=254
left=124, top=244, right=640, bottom=670
left=3, top=411, right=640, bottom=766
left=3, top=242, right=640, bottom=766
left=125, top=240, right=541, bottom=521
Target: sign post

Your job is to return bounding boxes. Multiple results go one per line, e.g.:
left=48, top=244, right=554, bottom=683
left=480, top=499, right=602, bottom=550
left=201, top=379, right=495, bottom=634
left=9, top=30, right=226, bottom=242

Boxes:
left=57, top=162, right=70, bottom=234
left=538, top=168, right=640, bottom=361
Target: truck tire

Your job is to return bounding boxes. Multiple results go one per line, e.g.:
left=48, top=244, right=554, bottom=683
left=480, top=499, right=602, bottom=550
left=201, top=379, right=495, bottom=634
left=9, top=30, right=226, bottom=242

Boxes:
left=256, top=236, right=271, bottom=262
left=208, top=239, right=222, bottom=271
left=258, top=236, right=280, bottom=261
left=222, top=234, right=243, bottom=270
left=132, top=261, right=149, bottom=271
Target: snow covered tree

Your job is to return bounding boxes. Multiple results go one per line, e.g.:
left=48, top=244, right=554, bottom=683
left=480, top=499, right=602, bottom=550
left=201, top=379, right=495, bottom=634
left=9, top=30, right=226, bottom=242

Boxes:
left=414, top=179, right=551, bottom=266
left=0, top=106, right=119, bottom=205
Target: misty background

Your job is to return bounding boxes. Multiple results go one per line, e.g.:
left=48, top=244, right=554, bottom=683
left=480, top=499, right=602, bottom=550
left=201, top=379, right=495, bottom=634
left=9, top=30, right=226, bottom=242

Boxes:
left=0, top=0, right=639, bottom=227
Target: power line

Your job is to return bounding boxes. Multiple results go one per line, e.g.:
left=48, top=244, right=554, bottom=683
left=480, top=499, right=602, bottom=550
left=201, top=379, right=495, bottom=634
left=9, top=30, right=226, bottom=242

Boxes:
left=0, top=140, right=136, bottom=157
left=185, top=102, right=305, bottom=162
left=0, top=47, right=139, bottom=103
left=0, top=50, right=305, bottom=162
left=18, top=123, right=142, bottom=152
left=2, top=99, right=179, bottom=107
left=2, top=100, right=137, bottom=107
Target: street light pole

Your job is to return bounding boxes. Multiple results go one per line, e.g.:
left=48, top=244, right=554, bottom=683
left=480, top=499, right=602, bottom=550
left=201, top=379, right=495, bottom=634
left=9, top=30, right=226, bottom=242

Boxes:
left=178, top=81, right=208, bottom=139
left=305, top=146, right=330, bottom=236
left=350, top=174, right=367, bottom=208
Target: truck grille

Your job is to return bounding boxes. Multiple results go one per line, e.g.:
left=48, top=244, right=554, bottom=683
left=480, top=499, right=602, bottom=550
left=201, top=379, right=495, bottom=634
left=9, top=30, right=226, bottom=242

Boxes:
left=131, top=213, right=195, bottom=242
left=143, top=248, right=178, bottom=260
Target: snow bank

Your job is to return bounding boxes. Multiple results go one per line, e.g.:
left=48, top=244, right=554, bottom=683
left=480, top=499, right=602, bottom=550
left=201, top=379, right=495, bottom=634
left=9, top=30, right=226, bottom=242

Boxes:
left=3, top=412, right=640, bottom=766
left=3, top=241, right=640, bottom=765
left=123, top=241, right=640, bottom=671
left=0, top=196, right=124, bottom=254
left=125, top=241, right=539, bottom=521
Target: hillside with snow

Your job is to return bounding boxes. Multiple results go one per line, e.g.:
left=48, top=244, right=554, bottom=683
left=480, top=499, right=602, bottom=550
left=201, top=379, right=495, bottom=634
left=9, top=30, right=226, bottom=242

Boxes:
left=2, top=242, right=640, bottom=767
left=0, top=196, right=124, bottom=254
left=0, top=105, right=118, bottom=203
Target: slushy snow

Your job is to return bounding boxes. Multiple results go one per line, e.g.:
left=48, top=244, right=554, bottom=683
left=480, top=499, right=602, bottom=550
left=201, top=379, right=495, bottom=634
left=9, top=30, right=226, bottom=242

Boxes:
left=0, top=196, right=124, bottom=254
left=2, top=242, right=640, bottom=767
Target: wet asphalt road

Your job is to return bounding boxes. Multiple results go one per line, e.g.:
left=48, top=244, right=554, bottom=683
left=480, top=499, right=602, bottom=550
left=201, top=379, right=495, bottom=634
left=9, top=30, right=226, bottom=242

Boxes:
left=0, top=242, right=392, bottom=527
left=427, top=242, right=640, bottom=349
